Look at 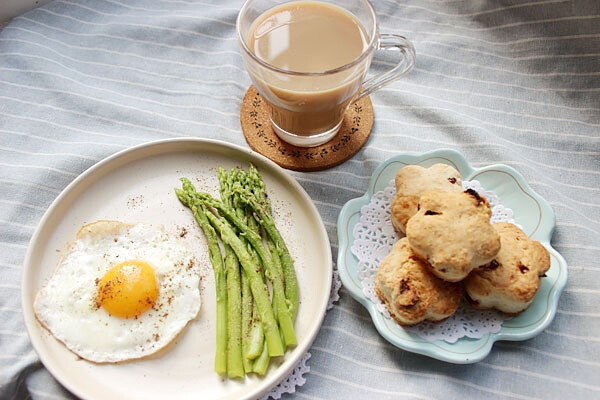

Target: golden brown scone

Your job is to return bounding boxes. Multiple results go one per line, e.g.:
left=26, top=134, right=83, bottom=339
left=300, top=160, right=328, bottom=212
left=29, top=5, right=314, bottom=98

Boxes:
left=406, top=189, right=501, bottom=282
left=464, top=222, right=551, bottom=315
left=390, top=164, right=462, bottom=234
left=375, top=238, right=463, bottom=326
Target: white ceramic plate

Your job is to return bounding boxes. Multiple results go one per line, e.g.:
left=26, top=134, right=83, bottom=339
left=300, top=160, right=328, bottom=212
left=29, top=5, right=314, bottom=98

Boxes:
left=22, top=138, right=332, bottom=400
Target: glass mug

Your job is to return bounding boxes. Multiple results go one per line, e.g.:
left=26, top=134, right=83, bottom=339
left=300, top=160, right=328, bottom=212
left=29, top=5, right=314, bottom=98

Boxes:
left=237, top=0, right=416, bottom=147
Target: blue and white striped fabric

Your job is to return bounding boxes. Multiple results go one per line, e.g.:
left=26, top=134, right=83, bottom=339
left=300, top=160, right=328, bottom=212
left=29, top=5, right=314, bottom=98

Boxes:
left=1, top=0, right=599, bottom=399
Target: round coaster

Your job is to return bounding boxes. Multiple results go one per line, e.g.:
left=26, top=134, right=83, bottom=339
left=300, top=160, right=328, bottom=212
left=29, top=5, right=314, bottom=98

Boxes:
left=240, top=86, right=374, bottom=172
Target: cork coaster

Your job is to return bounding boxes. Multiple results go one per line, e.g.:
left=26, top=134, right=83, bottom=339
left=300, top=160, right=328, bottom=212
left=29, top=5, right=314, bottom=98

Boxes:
left=240, top=85, right=373, bottom=172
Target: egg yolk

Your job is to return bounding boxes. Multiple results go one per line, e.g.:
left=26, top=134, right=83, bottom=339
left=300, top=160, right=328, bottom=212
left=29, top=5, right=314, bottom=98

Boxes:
left=97, top=260, right=159, bottom=319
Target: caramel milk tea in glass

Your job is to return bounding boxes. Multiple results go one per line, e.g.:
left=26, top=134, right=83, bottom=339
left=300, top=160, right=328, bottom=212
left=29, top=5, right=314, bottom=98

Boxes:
left=237, top=0, right=416, bottom=147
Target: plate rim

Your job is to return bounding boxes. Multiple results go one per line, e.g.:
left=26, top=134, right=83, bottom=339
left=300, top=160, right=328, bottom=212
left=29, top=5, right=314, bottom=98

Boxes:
left=21, top=137, right=333, bottom=399
left=337, top=148, right=568, bottom=364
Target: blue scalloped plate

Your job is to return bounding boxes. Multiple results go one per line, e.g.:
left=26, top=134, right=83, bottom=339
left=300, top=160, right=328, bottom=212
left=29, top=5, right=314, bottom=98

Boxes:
left=337, top=149, right=568, bottom=363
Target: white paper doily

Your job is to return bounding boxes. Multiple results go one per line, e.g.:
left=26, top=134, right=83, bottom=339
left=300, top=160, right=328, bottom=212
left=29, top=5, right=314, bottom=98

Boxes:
left=352, top=179, right=514, bottom=343
left=264, top=267, right=340, bottom=398
left=262, top=353, right=312, bottom=400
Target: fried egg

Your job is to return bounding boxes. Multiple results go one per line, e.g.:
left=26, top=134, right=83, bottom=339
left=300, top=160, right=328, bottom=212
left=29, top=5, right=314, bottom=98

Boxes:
left=34, top=220, right=202, bottom=363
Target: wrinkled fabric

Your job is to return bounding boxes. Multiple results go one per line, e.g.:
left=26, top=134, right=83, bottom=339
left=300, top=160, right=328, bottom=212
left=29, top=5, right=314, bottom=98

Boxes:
left=1, top=0, right=599, bottom=399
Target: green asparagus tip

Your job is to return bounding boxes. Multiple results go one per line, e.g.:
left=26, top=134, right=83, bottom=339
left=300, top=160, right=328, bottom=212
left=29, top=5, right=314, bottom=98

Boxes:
left=174, top=187, right=189, bottom=206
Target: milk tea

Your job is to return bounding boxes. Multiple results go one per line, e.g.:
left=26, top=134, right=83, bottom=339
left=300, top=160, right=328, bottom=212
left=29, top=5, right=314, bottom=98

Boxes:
left=246, top=1, right=369, bottom=136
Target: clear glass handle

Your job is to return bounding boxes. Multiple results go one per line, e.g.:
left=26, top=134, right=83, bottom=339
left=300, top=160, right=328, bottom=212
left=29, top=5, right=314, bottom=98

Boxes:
left=355, top=34, right=416, bottom=101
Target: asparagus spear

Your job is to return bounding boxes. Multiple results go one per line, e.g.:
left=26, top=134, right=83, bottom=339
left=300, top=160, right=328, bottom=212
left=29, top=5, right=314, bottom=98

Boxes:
left=178, top=179, right=285, bottom=357
left=252, top=337, right=270, bottom=375
left=204, top=210, right=285, bottom=357
left=240, top=270, right=256, bottom=371
left=192, top=191, right=297, bottom=347
left=245, top=311, right=264, bottom=359
left=223, top=243, right=244, bottom=378
left=243, top=212, right=266, bottom=360
left=174, top=189, right=227, bottom=375
left=178, top=165, right=299, bottom=377
left=219, top=167, right=255, bottom=372
left=236, top=169, right=300, bottom=320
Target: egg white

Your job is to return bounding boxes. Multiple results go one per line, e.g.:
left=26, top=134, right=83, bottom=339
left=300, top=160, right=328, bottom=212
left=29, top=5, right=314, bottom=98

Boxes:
left=34, top=221, right=202, bottom=363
